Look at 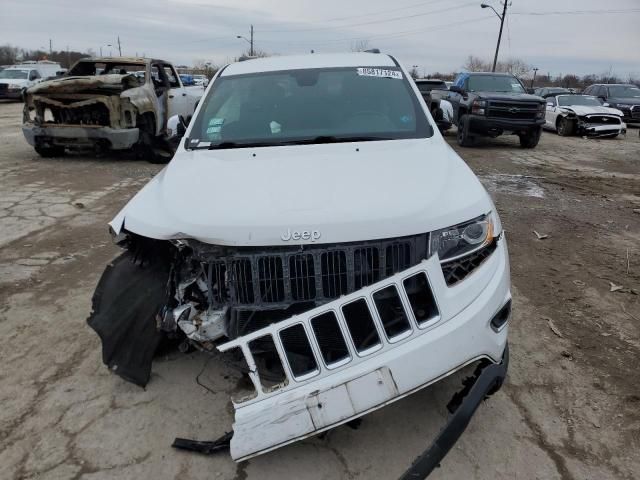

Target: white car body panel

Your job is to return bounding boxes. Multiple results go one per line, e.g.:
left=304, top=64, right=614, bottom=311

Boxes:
left=218, top=240, right=509, bottom=460
left=103, top=53, right=510, bottom=462
left=109, top=138, right=490, bottom=245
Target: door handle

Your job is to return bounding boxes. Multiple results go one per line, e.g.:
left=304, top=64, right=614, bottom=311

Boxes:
left=169, top=94, right=174, bottom=98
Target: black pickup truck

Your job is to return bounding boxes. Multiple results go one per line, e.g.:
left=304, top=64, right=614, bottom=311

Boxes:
left=447, top=72, right=546, bottom=148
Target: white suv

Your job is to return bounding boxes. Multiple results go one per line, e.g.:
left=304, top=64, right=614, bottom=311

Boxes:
left=89, top=52, right=511, bottom=472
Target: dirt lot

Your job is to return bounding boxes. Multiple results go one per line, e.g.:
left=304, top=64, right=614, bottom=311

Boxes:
left=1, top=99, right=639, bottom=480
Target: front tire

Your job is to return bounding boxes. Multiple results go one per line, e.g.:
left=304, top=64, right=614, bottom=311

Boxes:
left=456, top=114, right=474, bottom=147
left=35, top=145, right=65, bottom=158
left=519, top=127, right=542, bottom=148
left=557, top=117, right=574, bottom=136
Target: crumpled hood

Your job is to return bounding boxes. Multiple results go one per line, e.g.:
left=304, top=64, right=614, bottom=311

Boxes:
left=27, top=74, right=137, bottom=94
left=111, top=138, right=493, bottom=246
left=559, top=105, right=623, bottom=116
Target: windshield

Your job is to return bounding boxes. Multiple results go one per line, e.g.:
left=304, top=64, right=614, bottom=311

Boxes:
left=0, top=70, right=29, bottom=79
left=557, top=95, right=601, bottom=107
left=467, top=75, right=525, bottom=93
left=608, top=85, right=640, bottom=98
left=189, top=66, right=432, bottom=148
left=68, top=62, right=146, bottom=78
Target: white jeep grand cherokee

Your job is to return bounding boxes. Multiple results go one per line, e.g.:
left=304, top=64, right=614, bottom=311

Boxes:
left=89, top=52, right=510, bottom=475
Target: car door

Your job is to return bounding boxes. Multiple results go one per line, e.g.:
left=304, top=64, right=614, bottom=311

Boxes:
left=545, top=96, right=558, bottom=129
left=162, top=64, right=190, bottom=118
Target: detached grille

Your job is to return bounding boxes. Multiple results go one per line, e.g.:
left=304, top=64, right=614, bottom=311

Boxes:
left=196, top=234, right=428, bottom=309
left=441, top=241, right=498, bottom=286
left=486, top=101, right=539, bottom=121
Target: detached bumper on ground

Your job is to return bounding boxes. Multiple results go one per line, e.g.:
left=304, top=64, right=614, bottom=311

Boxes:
left=22, top=124, right=139, bottom=150
left=175, top=237, right=511, bottom=466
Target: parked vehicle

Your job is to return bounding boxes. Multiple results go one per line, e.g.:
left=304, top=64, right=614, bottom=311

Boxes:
left=583, top=84, right=640, bottom=124
left=544, top=94, right=626, bottom=138
left=533, top=86, right=570, bottom=98
left=179, top=73, right=195, bottom=86
left=192, top=74, right=209, bottom=87
left=447, top=72, right=546, bottom=148
left=22, top=57, right=203, bottom=161
left=0, top=62, right=60, bottom=100
left=88, top=53, right=510, bottom=469
left=415, top=78, right=452, bottom=131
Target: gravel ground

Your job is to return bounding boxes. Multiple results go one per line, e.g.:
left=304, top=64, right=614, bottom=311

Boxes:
left=1, top=99, right=639, bottom=480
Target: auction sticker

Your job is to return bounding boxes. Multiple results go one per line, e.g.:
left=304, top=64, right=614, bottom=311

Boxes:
left=357, top=68, right=402, bottom=79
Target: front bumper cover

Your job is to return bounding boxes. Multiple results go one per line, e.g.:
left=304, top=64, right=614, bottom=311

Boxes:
left=173, top=237, right=510, bottom=470
left=22, top=124, right=139, bottom=150
left=174, top=345, right=509, bottom=480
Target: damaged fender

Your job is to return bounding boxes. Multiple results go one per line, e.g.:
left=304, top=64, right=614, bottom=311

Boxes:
left=87, top=243, right=171, bottom=387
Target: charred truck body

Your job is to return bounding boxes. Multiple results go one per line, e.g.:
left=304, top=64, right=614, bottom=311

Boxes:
left=89, top=53, right=511, bottom=471
left=22, top=57, right=202, bottom=161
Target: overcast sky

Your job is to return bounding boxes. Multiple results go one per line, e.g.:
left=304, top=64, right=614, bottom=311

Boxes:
left=2, top=0, right=639, bottom=77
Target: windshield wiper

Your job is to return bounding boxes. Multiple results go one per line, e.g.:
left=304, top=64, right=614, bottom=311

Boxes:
left=198, top=136, right=392, bottom=149
left=283, top=135, right=392, bottom=145
left=206, top=141, right=281, bottom=150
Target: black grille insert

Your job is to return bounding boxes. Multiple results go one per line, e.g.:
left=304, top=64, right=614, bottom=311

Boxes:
left=311, top=311, right=350, bottom=365
left=196, top=233, right=426, bottom=309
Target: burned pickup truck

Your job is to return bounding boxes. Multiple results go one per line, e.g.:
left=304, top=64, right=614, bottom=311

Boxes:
left=89, top=53, right=510, bottom=475
left=22, top=57, right=203, bottom=162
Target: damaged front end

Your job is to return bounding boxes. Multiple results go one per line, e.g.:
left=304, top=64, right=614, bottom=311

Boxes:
left=88, top=226, right=510, bottom=472
left=22, top=73, right=150, bottom=152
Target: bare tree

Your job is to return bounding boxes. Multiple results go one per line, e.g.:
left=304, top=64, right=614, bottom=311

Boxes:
left=0, top=44, right=20, bottom=65
left=408, top=66, right=419, bottom=79
left=497, top=58, right=531, bottom=78
left=463, top=55, right=490, bottom=72
left=350, top=39, right=370, bottom=52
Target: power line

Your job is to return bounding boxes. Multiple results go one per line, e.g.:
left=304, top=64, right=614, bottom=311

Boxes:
left=511, top=8, right=640, bottom=16
left=258, top=2, right=478, bottom=33
left=258, top=16, right=495, bottom=47
left=313, top=0, right=453, bottom=23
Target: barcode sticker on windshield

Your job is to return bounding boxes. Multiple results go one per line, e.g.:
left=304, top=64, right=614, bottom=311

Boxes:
left=357, top=68, right=402, bottom=79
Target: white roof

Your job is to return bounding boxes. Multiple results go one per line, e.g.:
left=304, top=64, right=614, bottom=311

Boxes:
left=222, top=52, right=396, bottom=76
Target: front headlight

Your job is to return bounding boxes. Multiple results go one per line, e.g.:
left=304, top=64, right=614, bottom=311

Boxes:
left=430, top=213, right=496, bottom=262
left=471, top=99, right=487, bottom=115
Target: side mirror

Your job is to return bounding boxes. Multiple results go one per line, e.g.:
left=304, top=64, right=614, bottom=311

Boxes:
left=167, top=114, right=188, bottom=142
left=449, top=85, right=464, bottom=95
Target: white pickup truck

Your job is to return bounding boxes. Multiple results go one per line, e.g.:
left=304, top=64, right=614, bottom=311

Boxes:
left=22, top=57, right=204, bottom=162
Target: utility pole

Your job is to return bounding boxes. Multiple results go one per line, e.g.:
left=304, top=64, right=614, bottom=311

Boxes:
left=250, top=25, right=254, bottom=57
left=492, top=1, right=508, bottom=72
left=49, top=39, right=52, bottom=55
left=66, top=45, right=70, bottom=68
left=530, top=67, right=538, bottom=88
left=117, top=36, right=122, bottom=56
